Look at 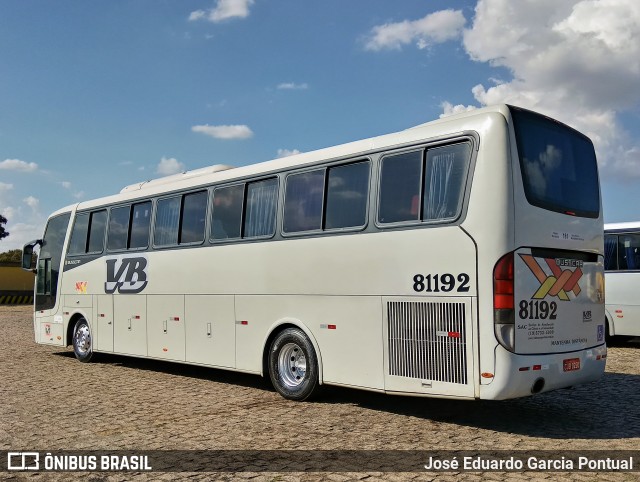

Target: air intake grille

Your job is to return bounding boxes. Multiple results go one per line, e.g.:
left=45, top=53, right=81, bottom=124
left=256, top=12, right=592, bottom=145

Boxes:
left=388, top=301, right=467, bottom=384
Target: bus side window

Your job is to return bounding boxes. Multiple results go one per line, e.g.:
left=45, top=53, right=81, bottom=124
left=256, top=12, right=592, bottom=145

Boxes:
left=378, top=150, right=422, bottom=224
left=108, top=205, right=130, bottom=251
left=283, top=170, right=324, bottom=233
left=211, top=184, right=244, bottom=240
left=87, top=210, right=107, bottom=253
left=325, top=161, right=370, bottom=229
left=130, top=201, right=151, bottom=249
left=423, top=143, right=471, bottom=221
left=69, top=210, right=107, bottom=255
left=180, top=191, right=207, bottom=244
left=68, top=213, right=90, bottom=255
left=618, top=234, right=640, bottom=271
left=604, top=234, right=617, bottom=270
left=244, top=178, right=278, bottom=238
left=154, top=197, right=180, bottom=246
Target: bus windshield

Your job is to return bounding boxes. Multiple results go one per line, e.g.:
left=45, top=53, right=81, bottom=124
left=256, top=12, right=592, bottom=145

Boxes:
left=511, top=106, right=600, bottom=218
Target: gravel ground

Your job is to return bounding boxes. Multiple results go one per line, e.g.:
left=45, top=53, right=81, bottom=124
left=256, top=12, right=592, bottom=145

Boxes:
left=1, top=305, right=639, bottom=481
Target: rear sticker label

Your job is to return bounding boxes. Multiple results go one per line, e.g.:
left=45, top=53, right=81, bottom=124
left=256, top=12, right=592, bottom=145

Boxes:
left=515, top=250, right=604, bottom=353
left=519, top=254, right=582, bottom=301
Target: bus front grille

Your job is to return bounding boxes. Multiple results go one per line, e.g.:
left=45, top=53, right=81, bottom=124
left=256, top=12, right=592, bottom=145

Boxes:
left=387, top=301, right=467, bottom=385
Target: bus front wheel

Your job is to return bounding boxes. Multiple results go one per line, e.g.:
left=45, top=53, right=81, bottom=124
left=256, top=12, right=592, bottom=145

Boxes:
left=268, top=328, right=319, bottom=401
left=72, top=317, right=94, bottom=363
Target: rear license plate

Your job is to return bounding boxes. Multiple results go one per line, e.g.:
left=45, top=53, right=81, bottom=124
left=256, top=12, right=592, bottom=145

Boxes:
left=563, top=358, right=580, bottom=372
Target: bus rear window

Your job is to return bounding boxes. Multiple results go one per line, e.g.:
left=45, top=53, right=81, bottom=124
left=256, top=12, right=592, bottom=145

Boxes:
left=511, top=107, right=600, bottom=218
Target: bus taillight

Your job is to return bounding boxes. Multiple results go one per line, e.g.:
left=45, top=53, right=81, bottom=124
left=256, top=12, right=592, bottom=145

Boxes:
left=494, top=252, right=515, bottom=351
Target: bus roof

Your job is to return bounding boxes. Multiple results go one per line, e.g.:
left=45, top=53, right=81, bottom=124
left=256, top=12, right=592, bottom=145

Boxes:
left=70, top=104, right=513, bottom=213
left=604, top=221, right=640, bottom=232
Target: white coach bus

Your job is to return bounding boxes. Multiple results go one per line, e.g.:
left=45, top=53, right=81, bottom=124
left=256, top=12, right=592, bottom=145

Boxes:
left=23, top=105, right=606, bottom=401
left=604, top=222, right=640, bottom=340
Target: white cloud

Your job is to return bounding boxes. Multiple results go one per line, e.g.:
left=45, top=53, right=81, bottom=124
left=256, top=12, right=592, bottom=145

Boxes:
left=61, top=181, right=71, bottom=189
left=277, top=149, right=301, bottom=158
left=73, top=191, right=85, bottom=200
left=0, top=159, right=38, bottom=172
left=23, top=196, right=39, bottom=212
left=192, top=124, right=254, bottom=140
left=440, top=102, right=477, bottom=118
left=0, top=204, right=47, bottom=250
left=277, top=82, right=309, bottom=90
left=1, top=206, right=16, bottom=220
left=156, top=157, right=186, bottom=176
left=189, top=0, right=254, bottom=23
left=0, top=182, right=13, bottom=192
left=0, top=219, right=45, bottom=250
left=440, top=0, right=640, bottom=180
left=364, top=9, right=466, bottom=51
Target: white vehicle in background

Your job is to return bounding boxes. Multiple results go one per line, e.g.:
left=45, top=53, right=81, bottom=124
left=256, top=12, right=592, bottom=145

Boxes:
left=604, top=222, right=640, bottom=340
left=23, top=104, right=606, bottom=401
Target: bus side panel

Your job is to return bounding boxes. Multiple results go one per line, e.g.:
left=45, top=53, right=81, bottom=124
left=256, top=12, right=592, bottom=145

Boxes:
left=185, top=294, right=236, bottom=368
left=235, top=295, right=385, bottom=389
left=147, top=294, right=185, bottom=361
left=113, top=295, right=148, bottom=357
left=605, top=272, right=640, bottom=336
left=36, top=312, right=65, bottom=346
left=96, top=294, right=114, bottom=352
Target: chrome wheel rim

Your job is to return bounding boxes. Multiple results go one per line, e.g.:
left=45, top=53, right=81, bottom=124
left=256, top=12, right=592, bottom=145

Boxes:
left=75, top=324, right=91, bottom=355
left=278, top=342, right=306, bottom=388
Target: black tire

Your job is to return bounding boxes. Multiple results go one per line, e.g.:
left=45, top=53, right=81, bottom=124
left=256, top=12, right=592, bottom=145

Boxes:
left=268, top=327, right=320, bottom=401
left=72, top=317, right=94, bottom=363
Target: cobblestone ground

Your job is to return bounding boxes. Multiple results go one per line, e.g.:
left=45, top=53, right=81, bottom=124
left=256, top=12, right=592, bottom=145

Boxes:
left=1, top=305, right=639, bottom=481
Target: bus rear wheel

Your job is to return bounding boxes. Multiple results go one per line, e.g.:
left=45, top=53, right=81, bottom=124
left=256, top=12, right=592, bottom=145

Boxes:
left=268, top=328, right=319, bottom=401
left=72, top=317, right=94, bottom=363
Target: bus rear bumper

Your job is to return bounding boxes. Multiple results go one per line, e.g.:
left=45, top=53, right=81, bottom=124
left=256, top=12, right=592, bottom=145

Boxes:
left=479, top=344, right=607, bottom=400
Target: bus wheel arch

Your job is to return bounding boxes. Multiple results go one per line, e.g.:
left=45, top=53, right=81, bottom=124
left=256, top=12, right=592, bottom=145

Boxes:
left=262, top=321, right=323, bottom=401
left=604, top=312, right=614, bottom=343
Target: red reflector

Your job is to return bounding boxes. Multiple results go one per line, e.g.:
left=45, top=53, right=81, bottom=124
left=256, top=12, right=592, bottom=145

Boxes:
left=519, top=367, right=530, bottom=371
left=172, top=317, right=180, bottom=321
left=134, top=315, right=141, bottom=319
left=99, top=314, right=105, bottom=317
left=533, top=365, right=541, bottom=371
left=162, top=348, right=168, bottom=352
left=596, top=355, right=601, bottom=360
left=494, top=252, right=514, bottom=313
left=241, top=320, right=248, bottom=325
left=448, top=331, right=460, bottom=338
left=328, top=324, right=337, bottom=330
left=481, top=372, right=494, bottom=378
left=565, top=211, right=576, bottom=216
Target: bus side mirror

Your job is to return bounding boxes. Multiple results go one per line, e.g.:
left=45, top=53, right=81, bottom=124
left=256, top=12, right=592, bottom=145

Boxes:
left=22, top=239, right=42, bottom=272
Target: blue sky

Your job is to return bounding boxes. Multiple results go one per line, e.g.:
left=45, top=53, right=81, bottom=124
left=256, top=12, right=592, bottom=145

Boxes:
left=1, top=0, right=639, bottom=251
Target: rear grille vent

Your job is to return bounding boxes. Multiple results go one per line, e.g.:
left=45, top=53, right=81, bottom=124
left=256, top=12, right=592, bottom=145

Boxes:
left=387, top=301, right=467, bottom=385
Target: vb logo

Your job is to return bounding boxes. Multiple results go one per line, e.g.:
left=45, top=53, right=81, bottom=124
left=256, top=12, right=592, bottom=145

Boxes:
left=105, top=256, right=149, bottom=294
